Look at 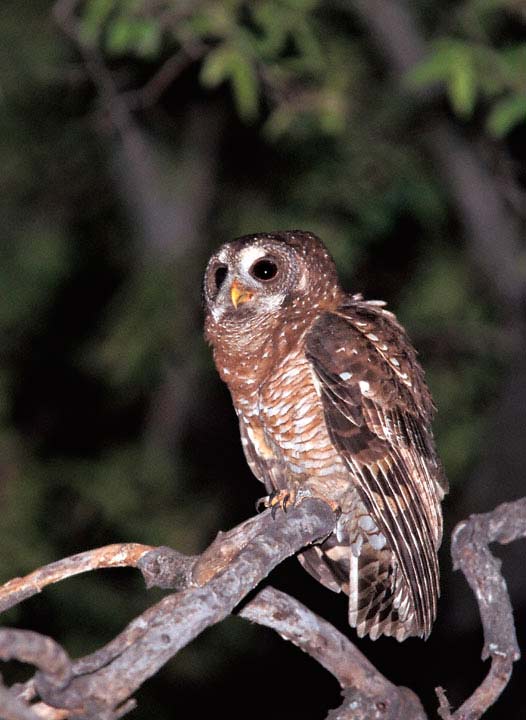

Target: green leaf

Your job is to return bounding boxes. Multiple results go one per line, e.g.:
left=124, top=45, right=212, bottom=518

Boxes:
left=252, top=3, right=289, bottom=57
left=486, top=94, right=526, bottom=137
left=229, top=50, right=259, bottom=121
left=448, top=53, right=477, bottom=116
left=134, top=19, right=162, bottom=58
left=294, top=18, right=324, bottom=71
left=185, top=4, right=233, bottom=40
left=200, top=44, right=259, bottom=120
left=405, top=49, right=450, bottom=89
left=199, top=45, right=234, bottom=87
left=105, top=16, right=134, bottom=54
left=407, top=40, right=479, bottom=117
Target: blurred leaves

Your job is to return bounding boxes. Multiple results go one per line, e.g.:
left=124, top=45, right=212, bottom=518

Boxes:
left=89, top=263, right=181, bottom=391
left=200, top=43, right=260, bottom=120
left=0, top=235, right=71, bottom=339
left=73, top=0, right=526, bottom=138
left=408, top=37, right=526, bottom=136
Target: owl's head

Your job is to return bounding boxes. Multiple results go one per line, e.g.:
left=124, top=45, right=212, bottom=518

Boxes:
left=203, top=230, right=340, bottom=328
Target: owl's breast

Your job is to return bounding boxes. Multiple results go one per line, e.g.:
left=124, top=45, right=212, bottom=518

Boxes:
left=257, top=346, right=349, bottom=502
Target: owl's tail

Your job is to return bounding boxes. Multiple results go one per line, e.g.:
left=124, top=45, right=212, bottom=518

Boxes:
left=297, top=518, right=420, bottom=641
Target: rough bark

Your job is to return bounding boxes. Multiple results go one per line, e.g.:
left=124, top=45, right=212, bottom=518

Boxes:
left=0, top=498, right=524, bottom=719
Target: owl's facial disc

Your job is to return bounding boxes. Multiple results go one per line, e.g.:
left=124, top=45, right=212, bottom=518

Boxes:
left=204, top=235, right=322, bottom=330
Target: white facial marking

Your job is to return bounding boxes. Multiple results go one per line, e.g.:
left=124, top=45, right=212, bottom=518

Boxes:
left=217, top=248, right=229, bottom=264
left=238, top=245, right=268, bottom=274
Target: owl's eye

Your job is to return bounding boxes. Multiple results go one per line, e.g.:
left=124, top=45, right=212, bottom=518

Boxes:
left=214, top=265, right=228, bottom=289
left=250, top=258, right=278, bottom=282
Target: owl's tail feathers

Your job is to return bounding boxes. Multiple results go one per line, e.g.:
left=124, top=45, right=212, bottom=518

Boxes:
left=348, top=542, right=417, bottom=641
left=297, top=527, right=420, bottom=642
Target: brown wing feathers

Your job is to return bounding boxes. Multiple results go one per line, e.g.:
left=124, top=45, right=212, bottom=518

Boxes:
left=306, top=300, right=443, bottom=639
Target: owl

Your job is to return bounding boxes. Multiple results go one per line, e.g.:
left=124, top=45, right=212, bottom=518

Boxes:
left=203, top=230, right=447, bottom=641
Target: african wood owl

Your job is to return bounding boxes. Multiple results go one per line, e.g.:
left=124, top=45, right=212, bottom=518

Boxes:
left=203, top=230, right=447, bottom=641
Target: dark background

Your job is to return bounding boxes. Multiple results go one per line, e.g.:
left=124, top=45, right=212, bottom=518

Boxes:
left=1, top=0, right=525, bottom=717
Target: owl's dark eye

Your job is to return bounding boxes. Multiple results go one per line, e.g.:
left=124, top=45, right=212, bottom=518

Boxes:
left=214, top=265, right=228, bottom=289
left=250, top=258, right=278, bottom=281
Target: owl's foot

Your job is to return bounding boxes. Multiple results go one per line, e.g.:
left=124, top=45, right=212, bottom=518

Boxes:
left=256, top=487, right=308, bottom=517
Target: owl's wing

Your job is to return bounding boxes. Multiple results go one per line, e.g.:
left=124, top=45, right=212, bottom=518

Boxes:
left=305, top=298, right=446, bottom=639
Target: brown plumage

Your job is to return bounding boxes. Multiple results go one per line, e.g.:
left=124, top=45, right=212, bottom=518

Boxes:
left=203, top=230, right=447, bottom=641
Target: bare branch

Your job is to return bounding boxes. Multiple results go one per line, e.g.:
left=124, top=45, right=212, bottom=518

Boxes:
left=31, top=499, right=335, bottom=716
left=239, top=587, right=427, bottom=720
left=0, top=544, right=153, bottom=615
left=326, top=686, right=426, bottom=720
left=1, top=492, right=524, bottom=719
left=0, top=630, right=71, bottom=690
left=122, top=42, right=206, bottom=110
left=436, top=498, right=524, bottom=719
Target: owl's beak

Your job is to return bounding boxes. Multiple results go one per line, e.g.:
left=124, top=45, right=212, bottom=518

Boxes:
left=230, top=280, right=254, bottom=309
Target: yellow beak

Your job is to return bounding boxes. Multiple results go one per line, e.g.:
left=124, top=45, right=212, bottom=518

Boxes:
left=230, top=280, right=254, bottom=309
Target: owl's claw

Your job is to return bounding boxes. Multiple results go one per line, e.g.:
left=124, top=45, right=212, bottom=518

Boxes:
left=256, top=489, right=297, bottom=518
left=255, top=496, right=269, bottom=513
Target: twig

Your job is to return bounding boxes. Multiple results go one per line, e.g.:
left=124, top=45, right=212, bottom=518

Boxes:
left=0, top=544, right=153, bottom=614
left=122, top=42, right=206, bottom=110
left=239, top=587, right=427, bottom=720
left=53, top=0, right=205, bottom=121
left=436, top=498, right=524, bottom=719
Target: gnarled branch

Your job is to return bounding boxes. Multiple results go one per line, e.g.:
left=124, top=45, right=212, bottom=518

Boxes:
left=0, top=498, right=525, bottom=719
left=436, top=498, right=524, bottom=720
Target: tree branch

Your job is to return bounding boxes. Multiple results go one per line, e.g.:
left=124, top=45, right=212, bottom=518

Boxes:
left=0, top=544, right=153, bottom=614
left=1, top=497, right=525, bottom=719
left=30, top=499, right=336, bottom=717
left=0, top=682, right=42, bottom=720
left=436, top=498, right=524, bottom=720
left=239, top=587, right=427, bottom=720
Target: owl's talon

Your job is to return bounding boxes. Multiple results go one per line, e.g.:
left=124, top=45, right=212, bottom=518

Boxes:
left=256, top=489, right=298, bottom=517
left=266, top=488, right=297, bottom=518
left=255, top=496, right=269, bottom=513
